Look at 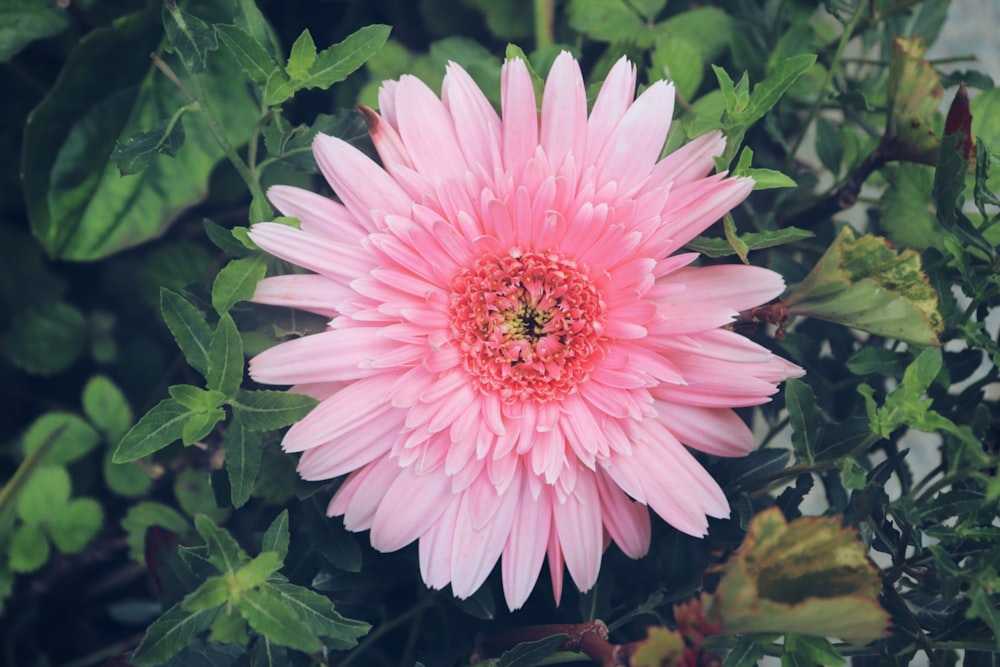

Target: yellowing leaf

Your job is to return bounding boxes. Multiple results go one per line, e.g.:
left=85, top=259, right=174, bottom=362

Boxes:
left=783, top=226, right=943, bottom=347
left=710, top=508, right=889, bottom=645
left=628, top=626, right=685, bottom=667
left=885, top=36, right=943, bottom=165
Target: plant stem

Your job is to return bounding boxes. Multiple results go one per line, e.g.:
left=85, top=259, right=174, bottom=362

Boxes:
left=0, top=425, right=67, bottom=525
left=784, top=1, right=865, bottom=170
left=534, top=0, right=554, bottom=50
left=742, top=433, right=880, bottom=492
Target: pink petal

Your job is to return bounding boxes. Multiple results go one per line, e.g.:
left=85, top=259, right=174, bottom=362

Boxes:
left=313, top=134, right=412, bottom=229
left=501, top=58, right=538, bottom=177
left=450, top=469, right=520, bottom=598
left=540, top=52, right=587, bottom=173
left=442, top=62, right=503, bottom=174
left=586, top=56, right=637, bottom=164
left=248, top=223, right=372, bottom=284
left=595, top=80, right=674, bottom=191
left=650, top=130, right=726, bottom=188
left=252, top=274, right=349, bottom=318
left=329, top=454, right=405, bottom=531
left=370, top=465, right=456, bottom=552
left=268, top=185, right=368, bottom=241
left=249, top=328, right=400, bottom=385
left=394, top=74, right=467, bottom=181
left=552, top=470, right=603, bottom=593
left=665, top=264, right=786, bottom=311
left=502, top=475, right=553, bottom=610
left=657, top=402, right=754, bottom=457
left=595, top=469, right=650, bottom=558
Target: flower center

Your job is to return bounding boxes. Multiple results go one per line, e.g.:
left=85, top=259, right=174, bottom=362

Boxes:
left=449, top=249, right=606, bottom=403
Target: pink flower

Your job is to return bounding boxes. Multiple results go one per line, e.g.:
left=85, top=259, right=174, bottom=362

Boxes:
left=248, top=52, right=803, bottom=610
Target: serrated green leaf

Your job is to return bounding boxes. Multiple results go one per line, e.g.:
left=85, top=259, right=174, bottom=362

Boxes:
left=21, top=412, right=100, bottom=466
left=112, top=113, right=187, bottom=175
left=17, top=465, right=71, bottom=525
left=298, top=24, right=391, bottom=91
left=745, top=53, right=816, bottom=121
left=239, top=586, right=322, bottom=652
left=9, top=524, right=50, bottom=573
left=207, top=314, right=244, bottom=398
left=114, top=398, right=191, bottom=463
left=880, top=162, right=940, bottom=250
left=82, top=375, right=133, bottom=442
left=131, top=602, right=220, bottom=666
left=262, top=510, right=289, bottom=562
left=3, top=301, right=86, bottom=375
left=567, top=0, right=645, bottom=44
left=263, top=69, right=294, bottom=105
left=286, top=29, right=317, bottom=81
left=267, top=582, right=370, bottom=648
left=845, top=347, right=909, bottom=377
left=215, top=23, right=277, bottom=86
left=654, top=7, right=733, bottom=60
left=723, top=215, right=750, bottom=263
left=224, top=420, right=266, bottom=508
left=195, top=515, right=247, bottom=574
left=212, top=255, right=266, bottom=316
left=686, top=227, right=812, bottom=258
left=49, top=498, right=103, bottom=553
left=250, top=637, right=288, bottom=667
left=650, top=37, right=702, bottom=101
left=208, top=610, right=248, bottom=645
left=169, top=385, right=227, bottom=412
left=786, top=379, right=824, bottom=465
left=236, top=552, right=282, bottom=590
left=160, top=288, right=212, bottom=377
left=724, top=636, right=766, bottom=667
left=161, top=6, right=217, bottom=74
left=204, top=219, right=252, bottom=257
left=182, top=576, right=229, bottom=611
left=229, top=390, right=318, bottom=432
left=967, top=584, right=1000, bottom=650
left=180, top=408, right=225, bottom=446
left=747, top=168, right=797, bottom=189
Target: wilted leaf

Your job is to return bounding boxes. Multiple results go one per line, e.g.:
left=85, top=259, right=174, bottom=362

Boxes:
left=711, top=508, right=889, bottom=644
left=885, top=36, right=943, bottom=165
left=783, top=226, right=943, bottom=346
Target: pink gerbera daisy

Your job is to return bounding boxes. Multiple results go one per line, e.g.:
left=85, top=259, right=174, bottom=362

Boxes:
left=248, top=52, right=803, bottom=610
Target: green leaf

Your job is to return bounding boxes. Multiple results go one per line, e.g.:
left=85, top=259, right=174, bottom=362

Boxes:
left=9, top=524, right=50, bottom=573
left=182, top=576, right=229, bottom=611
left=723, top=215, right=750, bottom=264
left=239, top=586, right=322, bottom=652
left=111, top=112, right=187, bottom=176
left=17, top=466, right=71, bottom=526
left=933, top=132, right=968, bottom=226
left=967, top=580, right=1000, bottom=647
left=169, top=385, right=227, bottom=412
left=207, top=314, right=244, bottom=398
left=886, top=37, right=943, bottom=165
left=815, top=116, right=844, bottom=177
left=224, top=420, right=266, bottom=508
left=215, top=23, right=277, bottom=86
left=880, top=162, right=940, bottom=250
left=786, top=379, right=824, bottom=465
left=630, top=627, right=685, bottom=667
left=567, top=0, right=645, bottom=44
left=261, top=510, right=290, bottom=562
left=746, top=168, right=797, bottom=190
left=195, top=515, right=248, bottom=574
left=212, top=255, right=266, bottom=316
left=131, top=602, right=220, bottom=666
left=82, top=375, right=133, bottom=443
left=104, top=447, right=153, bottom=498
left=208, top=611, right=248, bottom=645
left=298, top=24, right=391, bottom=91
left=784, top=634, right=844, bottom=666
left=113, top=398, right=191, bottom=463
left=180, top=408, right=225, bottom=446
left=161, top=5, right=217, bottom=74
left=23, top=4, right=257, bottom=260
left=235, top=552, right=282, bottom=590
left=267, top=582, right=369, bottom=648
left=250, top=638, right=288, bottom=667
left=301, top=501, right=363, bottom=572
left=21, top=412, right=100, bottom=466
left=845, top=347, right=909, bottom=377
left=650, top=37, right=702, bottom=101
left=286, top=29, right=317, bottom=81
left=0, top=2, right=68, bottom=62
left=745, top=54, right=817, bottom=121
left=724, top=636, right=766, bottom=667
left=783, top=227, right=943, bottom=347
left=263, top=69, right=294, bottom=106
left=160, top=288, right=212, bottom=377
left=204, top=219, right=252, bottom=258
left=654, top=7, right=734, bottom=60
left=230, top=390, right=318, bottom=432
left=121, top=501, right=189, bottom=561
left=3, top=302, right=86, bottom=375
left=686, top=227, right=812, bottom=258
left=49, top=498, right=103, bottom=553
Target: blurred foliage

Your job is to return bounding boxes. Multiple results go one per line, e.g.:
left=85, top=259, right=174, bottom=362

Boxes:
left=1, top=0, right=1000, bottom=666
